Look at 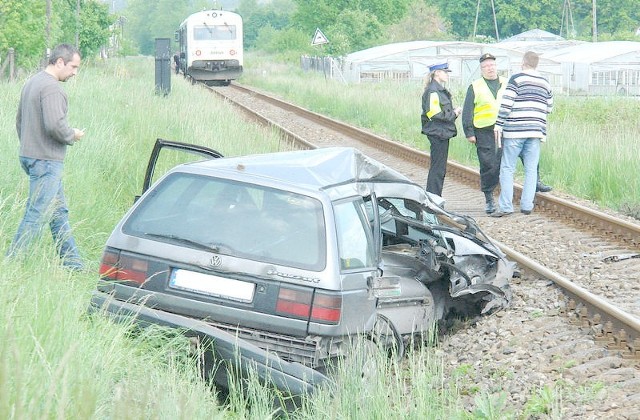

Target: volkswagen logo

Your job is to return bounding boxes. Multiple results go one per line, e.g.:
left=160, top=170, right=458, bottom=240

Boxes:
left=208, top=255, right=222, bottom=268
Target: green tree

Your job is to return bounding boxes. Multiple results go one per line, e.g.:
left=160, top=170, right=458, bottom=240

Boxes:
left=1, top=0, right=114, bottom=68
left=56, top=0, right=115, bottom=59
left=0, top=0, right=47, bottom=68
left=573, top=0, right=640, bottom=39
left=124, top=0, right=211, bottom=55
left=237, top=0, right=294, bottom=49
left=383, top=1, right=451, bottom=42
left=325, top=9, right=385, bottom=55
left=290, top=0, right=413, bottom=53
left=495, top=0, right=562, bottom=40
left=291, top=0, right=412, bottom=31
left=431, top=0, right=640, bottom=40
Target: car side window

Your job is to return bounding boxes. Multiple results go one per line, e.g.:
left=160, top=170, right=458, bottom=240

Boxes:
left=333, top=199, right=375, bottom=271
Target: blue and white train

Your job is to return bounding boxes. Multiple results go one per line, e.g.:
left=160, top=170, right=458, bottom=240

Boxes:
left=175, top=10, right=243, bottom=85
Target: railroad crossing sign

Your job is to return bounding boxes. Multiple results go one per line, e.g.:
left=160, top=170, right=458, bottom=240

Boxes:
left=311, top=28, right=329, bottom=46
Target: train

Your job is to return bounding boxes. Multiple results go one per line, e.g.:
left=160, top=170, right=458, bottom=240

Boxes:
left=175, top=10, right=243, bottom=85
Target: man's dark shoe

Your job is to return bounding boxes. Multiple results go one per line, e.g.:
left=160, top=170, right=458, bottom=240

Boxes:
left=485, top=199, right=496, bottom=214
left=489, top=211, right=513, bottom=218
left=520, top=209, right=532, bottom=215
left=536, top=182, right=552, bottom=193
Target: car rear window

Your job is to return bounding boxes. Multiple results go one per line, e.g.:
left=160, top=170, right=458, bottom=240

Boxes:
left=123, top=173, right=327, bottom=271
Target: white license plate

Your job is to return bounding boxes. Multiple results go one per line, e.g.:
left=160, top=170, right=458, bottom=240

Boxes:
left=169, top=269, right=255, bottom=303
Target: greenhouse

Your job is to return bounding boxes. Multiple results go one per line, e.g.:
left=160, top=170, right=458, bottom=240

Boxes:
left=330, top=31, right=640, bottom=96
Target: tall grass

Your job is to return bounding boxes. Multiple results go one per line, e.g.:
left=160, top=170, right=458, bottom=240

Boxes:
left=241, top=52, right=640, bottom=216
left=0, top=58, right=481, bottom=418
left=0, top=57, right=283, bottom=418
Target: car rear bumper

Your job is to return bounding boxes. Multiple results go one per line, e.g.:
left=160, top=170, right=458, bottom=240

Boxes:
left=89, top=290, right=331, bottom=396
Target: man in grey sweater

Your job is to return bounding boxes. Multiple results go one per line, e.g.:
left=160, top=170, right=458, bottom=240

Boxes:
left=7, top=43, right=86, bottom=270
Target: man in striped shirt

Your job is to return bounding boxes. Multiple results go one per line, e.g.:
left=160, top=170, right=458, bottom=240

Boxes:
left=491, top=51, right=553, bottom=217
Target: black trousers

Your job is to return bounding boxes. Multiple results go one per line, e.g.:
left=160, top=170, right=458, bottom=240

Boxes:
left=475, top=126, right=501, bottom=193
left=426, top=135, right=449, bottom=196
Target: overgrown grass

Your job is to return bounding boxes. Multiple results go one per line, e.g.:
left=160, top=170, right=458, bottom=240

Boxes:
left=0, top=57, right=478, bottom=418
left=241, top=51, right=640, bottom=217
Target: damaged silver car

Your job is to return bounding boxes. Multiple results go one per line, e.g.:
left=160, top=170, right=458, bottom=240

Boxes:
left=90, top=140, right=514, bottom=395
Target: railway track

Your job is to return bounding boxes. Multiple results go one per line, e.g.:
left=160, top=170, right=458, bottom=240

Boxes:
left=203, top=81, right=640, bottom=417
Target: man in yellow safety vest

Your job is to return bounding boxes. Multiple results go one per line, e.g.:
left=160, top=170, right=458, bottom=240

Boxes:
left=462, top=53, right=507, bottom=214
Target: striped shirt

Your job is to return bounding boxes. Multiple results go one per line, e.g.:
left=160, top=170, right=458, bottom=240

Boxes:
left=495, top=69, right=553, bottom=140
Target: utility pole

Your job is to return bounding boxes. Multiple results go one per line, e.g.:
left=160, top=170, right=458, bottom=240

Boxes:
left=592, top=0, right=597, bottom=42
left=473, top=0, right=500, bottom=41
left=490, top=0, right=499, bottom=42
left=46, top=0, right=51, bottom=52
left=560, top=0, right=575, bottom=38
left=76, top=0, right=81, bottom=48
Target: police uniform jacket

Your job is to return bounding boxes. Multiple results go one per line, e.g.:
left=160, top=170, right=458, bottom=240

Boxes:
left=421, top=80, right=457, bottom=139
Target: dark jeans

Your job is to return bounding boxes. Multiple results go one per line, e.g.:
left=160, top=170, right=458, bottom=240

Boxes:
left=475, top=126, right=501, bottom=192
left=426, top=135, right=449, bottom=197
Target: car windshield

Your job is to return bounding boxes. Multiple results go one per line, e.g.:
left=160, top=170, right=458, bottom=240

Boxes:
left=123, top=173, right=327, bottom=271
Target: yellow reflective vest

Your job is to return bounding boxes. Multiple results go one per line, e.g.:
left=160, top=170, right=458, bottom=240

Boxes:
left=472, top=76, right=507, bottom=128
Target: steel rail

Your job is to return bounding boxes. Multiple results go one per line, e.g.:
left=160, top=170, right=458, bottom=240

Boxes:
left=497, top=239, right=640, bottom=352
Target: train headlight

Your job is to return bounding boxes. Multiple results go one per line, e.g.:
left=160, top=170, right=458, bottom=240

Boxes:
left=195, top=50, right=201, bottom=56
left=230, top=50, right=236, bottom=56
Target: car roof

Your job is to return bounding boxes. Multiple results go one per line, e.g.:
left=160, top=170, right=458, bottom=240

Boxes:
left=185, top=147, right=413, bottom=190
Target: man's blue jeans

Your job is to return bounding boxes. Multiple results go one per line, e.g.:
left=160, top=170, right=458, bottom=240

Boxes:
left=498, top=138, right=541, bottom=213
left=6, top=158, right=83, bottom=269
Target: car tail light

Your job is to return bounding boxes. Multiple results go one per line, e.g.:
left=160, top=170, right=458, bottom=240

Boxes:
left=99, top=249, right=149, bottom=286
left=276, top=288, right=312, bottom=319
left=311, top=292, right=342, bottom=324
left=276, top=287, right=342, bottom=324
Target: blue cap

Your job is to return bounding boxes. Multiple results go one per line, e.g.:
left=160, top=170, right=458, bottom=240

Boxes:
left=429, top=62, right=451, bottom=72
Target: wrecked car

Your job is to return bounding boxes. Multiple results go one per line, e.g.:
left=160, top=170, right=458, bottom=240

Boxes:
left=90, top=140, right=513, bottom=395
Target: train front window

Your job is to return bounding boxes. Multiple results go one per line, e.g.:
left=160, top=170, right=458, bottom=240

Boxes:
left=194, top=25, right=237, bottom=41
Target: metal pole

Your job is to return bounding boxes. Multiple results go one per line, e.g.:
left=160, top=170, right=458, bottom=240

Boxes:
left=9, top=48, right=14, bottom=82
left=473, top=0, right=481, bottom=38
left=46, top=0, right=51, bottom=50
left=592, top=0, right=597, bottom=42
left=76, top=0, right=81, bottom=48
left=490, top=0, right=500, bottom=41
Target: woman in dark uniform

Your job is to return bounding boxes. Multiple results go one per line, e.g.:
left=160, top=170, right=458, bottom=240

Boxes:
left=421, top=62, right=461, bottom=197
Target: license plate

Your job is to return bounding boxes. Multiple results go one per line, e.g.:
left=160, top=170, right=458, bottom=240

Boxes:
left=169, top=269, right=255, bottom=303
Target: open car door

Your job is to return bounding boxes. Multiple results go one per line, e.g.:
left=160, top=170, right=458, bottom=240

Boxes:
left=139, top=138, right=224, bottom=199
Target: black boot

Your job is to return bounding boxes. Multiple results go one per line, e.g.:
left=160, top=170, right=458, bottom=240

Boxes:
left=536, top=165, right=552, bottom=192
left=536, top=181, right=552, bottom=192
left=484, top=191, right=496, bottom=214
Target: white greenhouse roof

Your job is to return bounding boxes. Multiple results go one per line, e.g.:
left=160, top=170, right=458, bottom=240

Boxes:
left=496, top=40, right=585, bottom=54
left=344, top=41, right=478, bottom=63
left=501, top=29, right=565, bottom=42
left=344, top=38, right=640, bottom=66
left=541, top=41, right=640, bottom=64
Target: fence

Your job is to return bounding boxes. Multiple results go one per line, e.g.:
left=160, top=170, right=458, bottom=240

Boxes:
left=300, top=55, right=346, bottom=83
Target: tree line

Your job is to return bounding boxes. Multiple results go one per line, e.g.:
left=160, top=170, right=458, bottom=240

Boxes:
left=2, top=0, right=638, bottom=70
left=0, top=0, right=113, bottom=69
left=125, top=0, right=640, bottom=57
